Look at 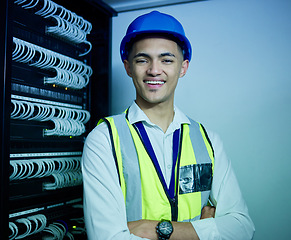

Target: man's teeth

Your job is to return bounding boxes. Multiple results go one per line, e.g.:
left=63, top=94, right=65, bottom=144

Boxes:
left=145, top=80, right=164, bottom=85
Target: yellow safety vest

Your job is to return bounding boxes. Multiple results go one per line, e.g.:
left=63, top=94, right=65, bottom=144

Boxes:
left=99, top=112, right=214, bottom=222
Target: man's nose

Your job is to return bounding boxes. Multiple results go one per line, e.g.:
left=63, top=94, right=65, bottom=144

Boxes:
left=146, top=61, right=162, bottom=76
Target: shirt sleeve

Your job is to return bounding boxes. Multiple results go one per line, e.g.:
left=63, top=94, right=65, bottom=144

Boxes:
left=81, top=123, right=150, bottom=240
left=191, top=131, right=255, bottom=240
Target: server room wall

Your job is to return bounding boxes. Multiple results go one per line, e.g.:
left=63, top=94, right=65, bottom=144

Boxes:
left=0, top=0, right=115, bottom=239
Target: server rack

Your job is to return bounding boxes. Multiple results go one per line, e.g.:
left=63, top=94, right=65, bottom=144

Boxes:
left=0, top=0, right=116, bottom=239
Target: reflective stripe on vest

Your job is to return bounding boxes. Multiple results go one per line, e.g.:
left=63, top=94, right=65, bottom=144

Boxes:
left=99, top=113, right=214, bottom=222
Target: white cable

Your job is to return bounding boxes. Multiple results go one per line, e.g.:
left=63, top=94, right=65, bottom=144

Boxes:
left=26, top=215, right=39, bottom=235
left=10, top=100, right=22, bottom=119
left=9, top=161, right=18, bottom=181
left=27, top=160, right=43, bottom=179
left=9, top=214, right=47, bottom=239
left=11, top=98, right=90, bottom=136
left=21, top=0, right=39, bottom=9
left=9, top=222, right=18, bottom=240
left=18, top=160, right=34, bottom=180
left=43, top=222, right=66, bottom=239
left=15, top=161, right=27, bottom=180
left=36, top=214, right=47, bottom=233
left=15, top=0, right=92, bottom=55
left=65, top=231, right=75, bottom=240
left=12, top=37, right=92, bottom=89
left=20, top=101, right=34, bottom=119
left=43, top=171, right=82, bottom=190
left=46, top=15, right=92, bottom=56
left=10, top=157, right=81, bottom=181
left=15, top=218, right=32, bottom=239
left=27, top=214, right=47, bottom=234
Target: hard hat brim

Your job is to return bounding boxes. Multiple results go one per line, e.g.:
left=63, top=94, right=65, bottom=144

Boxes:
left=120, top=30, right=192, bottom=62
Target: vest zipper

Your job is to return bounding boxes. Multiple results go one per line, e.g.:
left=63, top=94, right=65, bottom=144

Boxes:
left=170, top=125, right=183, bottom=221
left=170, top=196, right=178, bottom=221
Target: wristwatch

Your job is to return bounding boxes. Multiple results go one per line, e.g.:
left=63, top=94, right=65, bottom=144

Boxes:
left=156, top=219, right=173, bottom=240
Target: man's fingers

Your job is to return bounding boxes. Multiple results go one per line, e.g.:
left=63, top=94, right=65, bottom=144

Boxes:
left=201, top=206, right=216, bottom=219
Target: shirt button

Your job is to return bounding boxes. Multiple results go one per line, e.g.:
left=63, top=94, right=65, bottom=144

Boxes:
left=167, top=165, right=171, bottom=169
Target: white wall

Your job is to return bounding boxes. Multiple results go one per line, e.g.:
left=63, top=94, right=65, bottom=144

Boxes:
left=110, top=0, right=291, bottom=239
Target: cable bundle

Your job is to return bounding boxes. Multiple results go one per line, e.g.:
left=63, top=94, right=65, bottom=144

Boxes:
left=43, top=221, right=74, bottom=240
left=14, top=0, right=92, bottom=56
left=47, top=15, right=92, bottom=56
left=45, top=118, right=86, bottom=136
left=9, top=214, right=47, bottom=239
left=12, top=37, right=92, bottom=89
left=43, top=171, right=82, bottom=190
left=10, top=156, right=81, bottom=181
left=11, top=97, right=90, bottom=136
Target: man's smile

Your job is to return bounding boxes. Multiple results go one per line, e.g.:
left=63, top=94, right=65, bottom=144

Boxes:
left=144, top=80, right=165, bottom=85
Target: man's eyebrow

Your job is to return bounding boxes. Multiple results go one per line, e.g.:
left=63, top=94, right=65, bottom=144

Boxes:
left=133, top=52, right=176, bottom=59
left=160, top=52, right=176, bottom=58
left=133, top=53, right=150, bottom=59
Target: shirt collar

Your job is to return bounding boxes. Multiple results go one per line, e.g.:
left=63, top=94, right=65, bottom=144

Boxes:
left=127, top=101, right=191, bottom=133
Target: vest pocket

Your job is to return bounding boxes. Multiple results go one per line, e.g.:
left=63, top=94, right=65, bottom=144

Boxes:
left=179, top=163, right=212, bottom=194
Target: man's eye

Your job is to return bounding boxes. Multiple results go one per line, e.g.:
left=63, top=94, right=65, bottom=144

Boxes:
left=162, top=59, right=174, bottom=64
left=135, top=59, right=147, bottom=63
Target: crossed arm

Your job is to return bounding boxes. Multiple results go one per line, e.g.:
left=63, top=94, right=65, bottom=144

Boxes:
left=128, top=206, right=216, bottom=240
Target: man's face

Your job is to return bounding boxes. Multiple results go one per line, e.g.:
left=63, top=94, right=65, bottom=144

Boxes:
left=124, top=37, right=189, bottom=108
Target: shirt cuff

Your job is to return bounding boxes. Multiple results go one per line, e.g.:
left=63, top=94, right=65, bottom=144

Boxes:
left=191, top=218, right=221, bottom=240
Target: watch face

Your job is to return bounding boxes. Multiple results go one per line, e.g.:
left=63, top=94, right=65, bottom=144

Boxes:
left=159, top=221, right=173, bottom=235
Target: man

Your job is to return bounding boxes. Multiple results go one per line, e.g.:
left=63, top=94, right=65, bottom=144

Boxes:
left=82, top=11, right=255, bottom=240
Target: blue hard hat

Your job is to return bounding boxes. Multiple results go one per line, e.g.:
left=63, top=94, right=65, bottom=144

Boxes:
left=120, top=11, right=192, bottom=62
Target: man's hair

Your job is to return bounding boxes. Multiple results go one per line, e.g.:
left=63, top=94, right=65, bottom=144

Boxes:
left=125, top=33, right=185, bottom=60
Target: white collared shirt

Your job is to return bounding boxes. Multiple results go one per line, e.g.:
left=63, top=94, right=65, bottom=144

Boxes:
left=82, top=102, right=255, bottom=240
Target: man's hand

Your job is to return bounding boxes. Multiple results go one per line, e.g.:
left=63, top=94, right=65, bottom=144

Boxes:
left=200, top=206, right=216, bottom=219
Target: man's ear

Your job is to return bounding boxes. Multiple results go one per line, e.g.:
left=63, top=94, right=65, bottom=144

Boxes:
left=123, top=60, right=132, bottom=77
left=180, top=59, right=189, bottom=78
